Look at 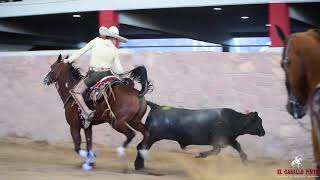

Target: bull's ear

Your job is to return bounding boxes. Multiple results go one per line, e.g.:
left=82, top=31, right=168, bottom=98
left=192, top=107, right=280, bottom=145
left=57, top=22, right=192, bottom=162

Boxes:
left=65, top=55, right=69, bottom=59
left=248, top=112, right=258, bottom=121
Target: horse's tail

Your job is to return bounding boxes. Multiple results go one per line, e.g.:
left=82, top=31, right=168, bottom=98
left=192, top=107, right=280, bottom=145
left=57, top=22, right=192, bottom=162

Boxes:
left=117, top=66, right=153, bottom=97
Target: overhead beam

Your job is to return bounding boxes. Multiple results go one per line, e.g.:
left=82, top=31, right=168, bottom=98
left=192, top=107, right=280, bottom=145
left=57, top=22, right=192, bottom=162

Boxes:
left=289, top=6, right=320, bottom=27
left=0, top=0, right=316, bottom=18
left=119, top=12, right=232, bottom=44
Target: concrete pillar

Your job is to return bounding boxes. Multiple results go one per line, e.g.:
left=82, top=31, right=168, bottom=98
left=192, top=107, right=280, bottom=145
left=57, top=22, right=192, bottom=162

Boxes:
left=269, top=3, right=290, bottom=47
left=99, top=10, right=119, bottom=28
left=222, top=46, right=230, bottom=52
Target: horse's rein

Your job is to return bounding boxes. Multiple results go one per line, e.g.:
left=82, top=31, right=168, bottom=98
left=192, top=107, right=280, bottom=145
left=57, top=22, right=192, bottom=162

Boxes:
left=282, top=36, right=293, bottom=70
left=282, top=36, right=311, bottom=131
left=52, top=62, right=74, bottom=108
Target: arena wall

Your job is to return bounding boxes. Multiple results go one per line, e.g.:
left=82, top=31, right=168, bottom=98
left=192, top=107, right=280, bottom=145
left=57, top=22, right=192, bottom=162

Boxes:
left=0, top=51, right=313, bottom=161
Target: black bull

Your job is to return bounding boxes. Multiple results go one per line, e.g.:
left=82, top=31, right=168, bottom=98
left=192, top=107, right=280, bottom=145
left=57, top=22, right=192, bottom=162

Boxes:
left=135, top=101, right=265, bottom=170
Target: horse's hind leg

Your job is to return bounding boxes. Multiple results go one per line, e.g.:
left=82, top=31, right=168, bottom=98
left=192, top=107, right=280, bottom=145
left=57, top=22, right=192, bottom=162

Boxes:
left=135, top=139, right=155, bottom=170
left=128, top=120, right=150, bottom=160
left=112, top=118, right=136, bottom=159
left=128, top=101, right=150, bottom=160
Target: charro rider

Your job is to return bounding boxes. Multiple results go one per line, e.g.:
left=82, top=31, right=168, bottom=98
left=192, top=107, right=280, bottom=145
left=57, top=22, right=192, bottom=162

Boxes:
left=63, top=26, right=128, bottom=129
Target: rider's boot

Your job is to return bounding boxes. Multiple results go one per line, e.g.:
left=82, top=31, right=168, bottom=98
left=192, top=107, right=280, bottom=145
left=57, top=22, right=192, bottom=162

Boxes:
left=70, top=79, right=94, bottom=129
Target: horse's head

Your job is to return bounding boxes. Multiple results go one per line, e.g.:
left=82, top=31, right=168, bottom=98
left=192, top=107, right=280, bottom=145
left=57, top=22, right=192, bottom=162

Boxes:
left=43, top=54, right=66, bottom=86
left=276, top=26, right=307, bottom=119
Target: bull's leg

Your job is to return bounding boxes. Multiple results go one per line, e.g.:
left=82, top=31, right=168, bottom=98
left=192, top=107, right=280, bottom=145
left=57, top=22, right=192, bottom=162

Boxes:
left=195, top=146, right=221, bottom=158
left=230, top=139, right=248, bottom=165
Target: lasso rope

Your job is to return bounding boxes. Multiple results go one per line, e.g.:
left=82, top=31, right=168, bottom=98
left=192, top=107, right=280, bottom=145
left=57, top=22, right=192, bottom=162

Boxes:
left=101, top=83, right=116, bottom=120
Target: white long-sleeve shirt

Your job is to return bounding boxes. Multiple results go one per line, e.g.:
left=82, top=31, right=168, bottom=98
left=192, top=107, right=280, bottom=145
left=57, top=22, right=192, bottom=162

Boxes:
left=68, top=37, right=124, bottom=74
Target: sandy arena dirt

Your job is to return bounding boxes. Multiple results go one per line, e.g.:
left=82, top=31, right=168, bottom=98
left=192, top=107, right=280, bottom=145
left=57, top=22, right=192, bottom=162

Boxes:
left=0, top=138, right=315, bottom=180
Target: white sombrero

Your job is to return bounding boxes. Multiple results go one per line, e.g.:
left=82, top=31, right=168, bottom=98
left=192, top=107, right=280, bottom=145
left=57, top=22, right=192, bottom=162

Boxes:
left=99, top=26, right=128, bottom=43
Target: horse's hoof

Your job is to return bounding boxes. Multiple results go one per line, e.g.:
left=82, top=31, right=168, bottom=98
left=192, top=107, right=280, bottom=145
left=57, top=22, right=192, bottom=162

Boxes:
left=117, top=146, right=126, bottom=158
left=82, top=162, right=93, bottom=171
left=139, top=149, right=150, bottom=160
left=79, top=150, right=88, bottom=158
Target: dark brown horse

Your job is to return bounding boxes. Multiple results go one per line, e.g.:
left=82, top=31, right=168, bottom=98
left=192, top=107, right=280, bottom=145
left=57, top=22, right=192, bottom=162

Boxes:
left=276, top=26, right=320, bottom=178
left=43, top=55, right=153, bottom=170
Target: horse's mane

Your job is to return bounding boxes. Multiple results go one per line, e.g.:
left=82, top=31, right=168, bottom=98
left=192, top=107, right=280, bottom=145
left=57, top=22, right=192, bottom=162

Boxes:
left=314, top=29, right=320, bottom=35
left=306, top=29, right=320, bottom=42
left=70, top=63, right=84, bottom=80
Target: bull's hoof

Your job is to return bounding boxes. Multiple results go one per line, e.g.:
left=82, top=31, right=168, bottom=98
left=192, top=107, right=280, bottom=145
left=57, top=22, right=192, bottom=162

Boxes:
left=195, top=152, right=207, bottom=158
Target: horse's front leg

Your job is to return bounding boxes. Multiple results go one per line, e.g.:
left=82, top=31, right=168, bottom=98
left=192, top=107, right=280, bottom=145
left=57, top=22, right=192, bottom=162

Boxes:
left=82, top=126, right=96, bottom=171
left=84, top=126, right=93, bottom=152
left=70, top=125, right=81, bottom=153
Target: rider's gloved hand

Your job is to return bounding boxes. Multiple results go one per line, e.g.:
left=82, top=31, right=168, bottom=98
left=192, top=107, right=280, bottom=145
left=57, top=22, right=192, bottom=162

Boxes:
left=63, top=58, right=70, bottom=63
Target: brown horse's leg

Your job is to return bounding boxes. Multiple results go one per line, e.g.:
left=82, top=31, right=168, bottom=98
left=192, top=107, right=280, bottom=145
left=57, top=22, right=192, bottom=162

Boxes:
left=116, top=123, right=136, bottom=148
left=70, top=126, right=81, bottom=153
left=112, top=118, right=136, bottom=157
left=135, top=139, right=155, bottom=170
left=83, top=126, right=96, bottom=170
left=128, top=121, right=150, bottom=160
left=112, top=118, right=135, bottom=172
left=84, top=126, right=93, bottom=152
left=128, top=101, right=150, bottom=160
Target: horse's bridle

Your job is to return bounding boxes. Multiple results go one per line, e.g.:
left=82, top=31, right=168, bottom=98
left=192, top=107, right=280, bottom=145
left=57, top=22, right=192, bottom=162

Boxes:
left=47, top=61, right=64, bottom=86
left=282, top=37, right=299, bottom=106
left=282, top=36, right=309, bottom=129
left=281, top=37, right=292, bottom=72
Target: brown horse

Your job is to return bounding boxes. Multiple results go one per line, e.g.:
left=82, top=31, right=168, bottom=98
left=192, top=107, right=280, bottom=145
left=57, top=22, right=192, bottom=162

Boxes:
left=276, top=26, right=320, bottom=178
left=43, top=55, right=153, bottom=170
